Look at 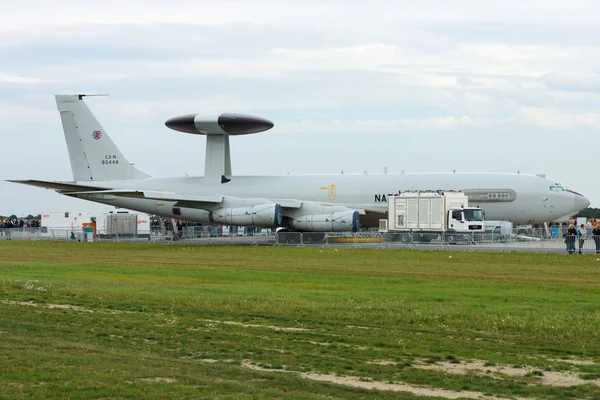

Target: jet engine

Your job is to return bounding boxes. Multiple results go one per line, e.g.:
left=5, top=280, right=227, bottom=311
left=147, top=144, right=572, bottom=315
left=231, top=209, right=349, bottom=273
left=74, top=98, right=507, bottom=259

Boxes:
left=210, top=203, right=283, bottom=227
left=290, top=210, right=360, bottom=232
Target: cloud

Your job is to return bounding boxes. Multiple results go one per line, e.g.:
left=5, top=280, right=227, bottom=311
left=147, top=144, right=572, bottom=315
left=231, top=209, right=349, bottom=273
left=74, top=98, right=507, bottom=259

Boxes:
left=2, top=1, right=600, bottom=214
left=540, top=72, right=600, bottom=92
left=278, top=116, right=474, bottom=133
left=521, top=106, right=600, bottom=128
left=2, top=0, right=600, bottom=32
left=0, top=104, right=55, bottom=122
left=0, top=72, right=46, bottom=84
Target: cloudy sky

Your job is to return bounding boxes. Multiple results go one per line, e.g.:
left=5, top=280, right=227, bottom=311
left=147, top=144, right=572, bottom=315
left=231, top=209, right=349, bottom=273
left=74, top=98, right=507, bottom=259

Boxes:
left=1, top=0, right=599, bottom=216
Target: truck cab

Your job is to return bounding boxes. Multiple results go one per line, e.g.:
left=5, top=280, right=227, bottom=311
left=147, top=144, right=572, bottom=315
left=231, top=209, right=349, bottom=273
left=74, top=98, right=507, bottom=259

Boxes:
left=448, top=207, right=485, bottom=232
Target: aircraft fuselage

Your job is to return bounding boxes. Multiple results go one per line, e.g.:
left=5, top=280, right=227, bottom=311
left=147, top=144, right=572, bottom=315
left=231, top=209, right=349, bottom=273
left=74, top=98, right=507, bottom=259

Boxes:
left=71, top=172, right=588, bottom=227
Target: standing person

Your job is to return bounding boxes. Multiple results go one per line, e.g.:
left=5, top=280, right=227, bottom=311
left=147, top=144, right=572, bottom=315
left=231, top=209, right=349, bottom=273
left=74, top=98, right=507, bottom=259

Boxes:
left=577, top=224, right=586, bottom=254
left=565, top=224, right=577, bottom=254
left=593, top=224, right=600, bottom=254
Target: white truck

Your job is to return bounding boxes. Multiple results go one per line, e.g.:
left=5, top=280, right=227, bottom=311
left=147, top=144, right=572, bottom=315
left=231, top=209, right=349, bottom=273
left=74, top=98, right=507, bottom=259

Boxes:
left=379, top=191, right=485, bottom=243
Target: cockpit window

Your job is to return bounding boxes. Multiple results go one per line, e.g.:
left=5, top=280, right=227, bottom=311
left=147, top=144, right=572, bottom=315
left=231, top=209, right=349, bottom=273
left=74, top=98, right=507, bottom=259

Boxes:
left=550, top=184, right=568, bottom=192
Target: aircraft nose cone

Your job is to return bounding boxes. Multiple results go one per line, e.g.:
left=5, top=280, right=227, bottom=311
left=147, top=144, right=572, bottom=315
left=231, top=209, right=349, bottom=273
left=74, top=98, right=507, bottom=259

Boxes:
left=217, top=113, right=274, bottom=135
left=574, top=194, right=591, bottom=212
left=165, top=114, right=198, bottom=133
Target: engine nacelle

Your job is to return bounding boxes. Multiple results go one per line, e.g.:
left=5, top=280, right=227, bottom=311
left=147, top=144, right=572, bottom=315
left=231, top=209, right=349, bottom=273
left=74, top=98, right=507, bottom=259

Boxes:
left=165, top=113, right=274, bottom=135
left=210, top=203, right=282, bottom=227
left=291, top=210, right=360, bottom=232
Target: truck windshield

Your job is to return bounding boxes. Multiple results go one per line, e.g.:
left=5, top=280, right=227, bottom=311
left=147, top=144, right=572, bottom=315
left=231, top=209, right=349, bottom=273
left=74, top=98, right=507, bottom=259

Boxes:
left=463, top=209, right=485, bottom=221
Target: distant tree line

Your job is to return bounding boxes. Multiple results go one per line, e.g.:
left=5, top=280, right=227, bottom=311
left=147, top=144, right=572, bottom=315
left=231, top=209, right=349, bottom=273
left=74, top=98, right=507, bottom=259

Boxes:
left=0, top=214, right=41, bottom=220
left=574, top=208, right=600, bottom=219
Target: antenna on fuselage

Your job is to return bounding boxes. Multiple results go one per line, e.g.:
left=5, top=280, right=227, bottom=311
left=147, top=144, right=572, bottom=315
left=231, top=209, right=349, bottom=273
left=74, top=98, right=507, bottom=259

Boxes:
left=164, top=113, right=274, bottom=183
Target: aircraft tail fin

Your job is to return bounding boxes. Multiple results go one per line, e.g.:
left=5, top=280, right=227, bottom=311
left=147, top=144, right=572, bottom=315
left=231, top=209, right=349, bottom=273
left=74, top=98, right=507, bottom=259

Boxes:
left=55, top=94, right=149, bottom=181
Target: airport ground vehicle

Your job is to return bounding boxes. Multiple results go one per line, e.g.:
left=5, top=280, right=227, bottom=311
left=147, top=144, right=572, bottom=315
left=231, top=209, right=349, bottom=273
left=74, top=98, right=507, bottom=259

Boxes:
left=379, top=191, right=485, bottom=243
left=484, top=220, right=513, bottom=242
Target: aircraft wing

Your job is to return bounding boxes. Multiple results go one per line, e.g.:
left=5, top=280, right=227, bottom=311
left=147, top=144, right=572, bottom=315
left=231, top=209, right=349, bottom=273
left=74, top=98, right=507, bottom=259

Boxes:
left=81, top=192, right=367, bottom=214
left=7, top=179, right=111, bottom=192
left=64, top=189, right=223, bottom=209
left=8, top=180, right=224, bottom=209
left=273, top=199, right=303, bottom=208
left=351, top=205, right=381, bottom=215
left=9, top=179, right=368, bottom=216
left=65, top=189, right=222, bottom=202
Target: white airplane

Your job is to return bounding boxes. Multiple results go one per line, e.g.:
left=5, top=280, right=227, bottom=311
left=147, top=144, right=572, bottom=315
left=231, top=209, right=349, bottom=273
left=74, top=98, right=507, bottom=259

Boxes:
left=9, top=95, right=590, bottom=232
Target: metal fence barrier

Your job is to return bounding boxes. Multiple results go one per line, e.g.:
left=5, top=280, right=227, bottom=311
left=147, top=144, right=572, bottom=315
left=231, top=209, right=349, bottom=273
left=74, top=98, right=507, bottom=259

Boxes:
left=2, top=227, right=600, bottom=254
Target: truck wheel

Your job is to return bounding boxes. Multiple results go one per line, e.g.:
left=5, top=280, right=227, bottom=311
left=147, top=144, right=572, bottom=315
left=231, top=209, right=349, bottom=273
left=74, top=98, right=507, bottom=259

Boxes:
left=444, top=232, right=457, bottom=244
left=399, top=233, right=411, bottom=243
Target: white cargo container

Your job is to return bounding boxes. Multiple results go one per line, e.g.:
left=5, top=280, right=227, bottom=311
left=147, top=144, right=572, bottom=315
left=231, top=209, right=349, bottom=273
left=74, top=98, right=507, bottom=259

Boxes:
left=41, top=211, right=92, bottom=237
left=379, top=191, right=485, bottom=243
left=100, top=210, right=150, bottom=238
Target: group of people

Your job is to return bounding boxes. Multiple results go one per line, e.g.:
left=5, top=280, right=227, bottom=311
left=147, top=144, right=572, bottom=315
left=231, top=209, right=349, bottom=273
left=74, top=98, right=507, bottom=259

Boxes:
left=564, top=223, right=600, bottom=254
left=149, top=217, right=200, bottom=233
left=0, top=218, right=41, bottom=229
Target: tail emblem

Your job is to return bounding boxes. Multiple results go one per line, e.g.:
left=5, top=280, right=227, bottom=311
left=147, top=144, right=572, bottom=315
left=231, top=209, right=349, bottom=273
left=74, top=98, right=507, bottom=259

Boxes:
left=92, top=130, right=102, bottom=140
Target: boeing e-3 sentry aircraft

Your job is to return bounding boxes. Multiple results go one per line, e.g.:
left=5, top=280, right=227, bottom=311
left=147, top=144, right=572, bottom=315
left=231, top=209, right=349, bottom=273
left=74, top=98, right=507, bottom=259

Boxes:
left=9, top=95, right=590, bottom=232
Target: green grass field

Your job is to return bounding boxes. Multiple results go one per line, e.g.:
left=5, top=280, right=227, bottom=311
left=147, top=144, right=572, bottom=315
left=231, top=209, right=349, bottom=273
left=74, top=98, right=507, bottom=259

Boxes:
left=1, top=241, right=600, bottom=399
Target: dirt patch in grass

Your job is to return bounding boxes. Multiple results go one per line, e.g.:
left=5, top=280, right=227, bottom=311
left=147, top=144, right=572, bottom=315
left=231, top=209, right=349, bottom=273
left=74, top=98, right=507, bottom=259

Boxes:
left=347, top=325, right=371, bottom=329
left=1, top=300, right=94, bottom=313
left=1, top=299, right=132, bottom=314
left=367, top=360, right=397, bottom=366
left=307, top=341, right=331, bottom=347
left=414, top=360, right=600, bottom=387
left=47, top=303, right=94, bottom=312
left=139, top=377, right=177, bottom=383
left=236, top=360, right=531, bottom=400
left=241, top=361, right=283, bottom=372
left=201, top=319, right=311, bottom=332
left=547, top=358, right=597, bottom=366
left=300, top=372, right=530, bottom=400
